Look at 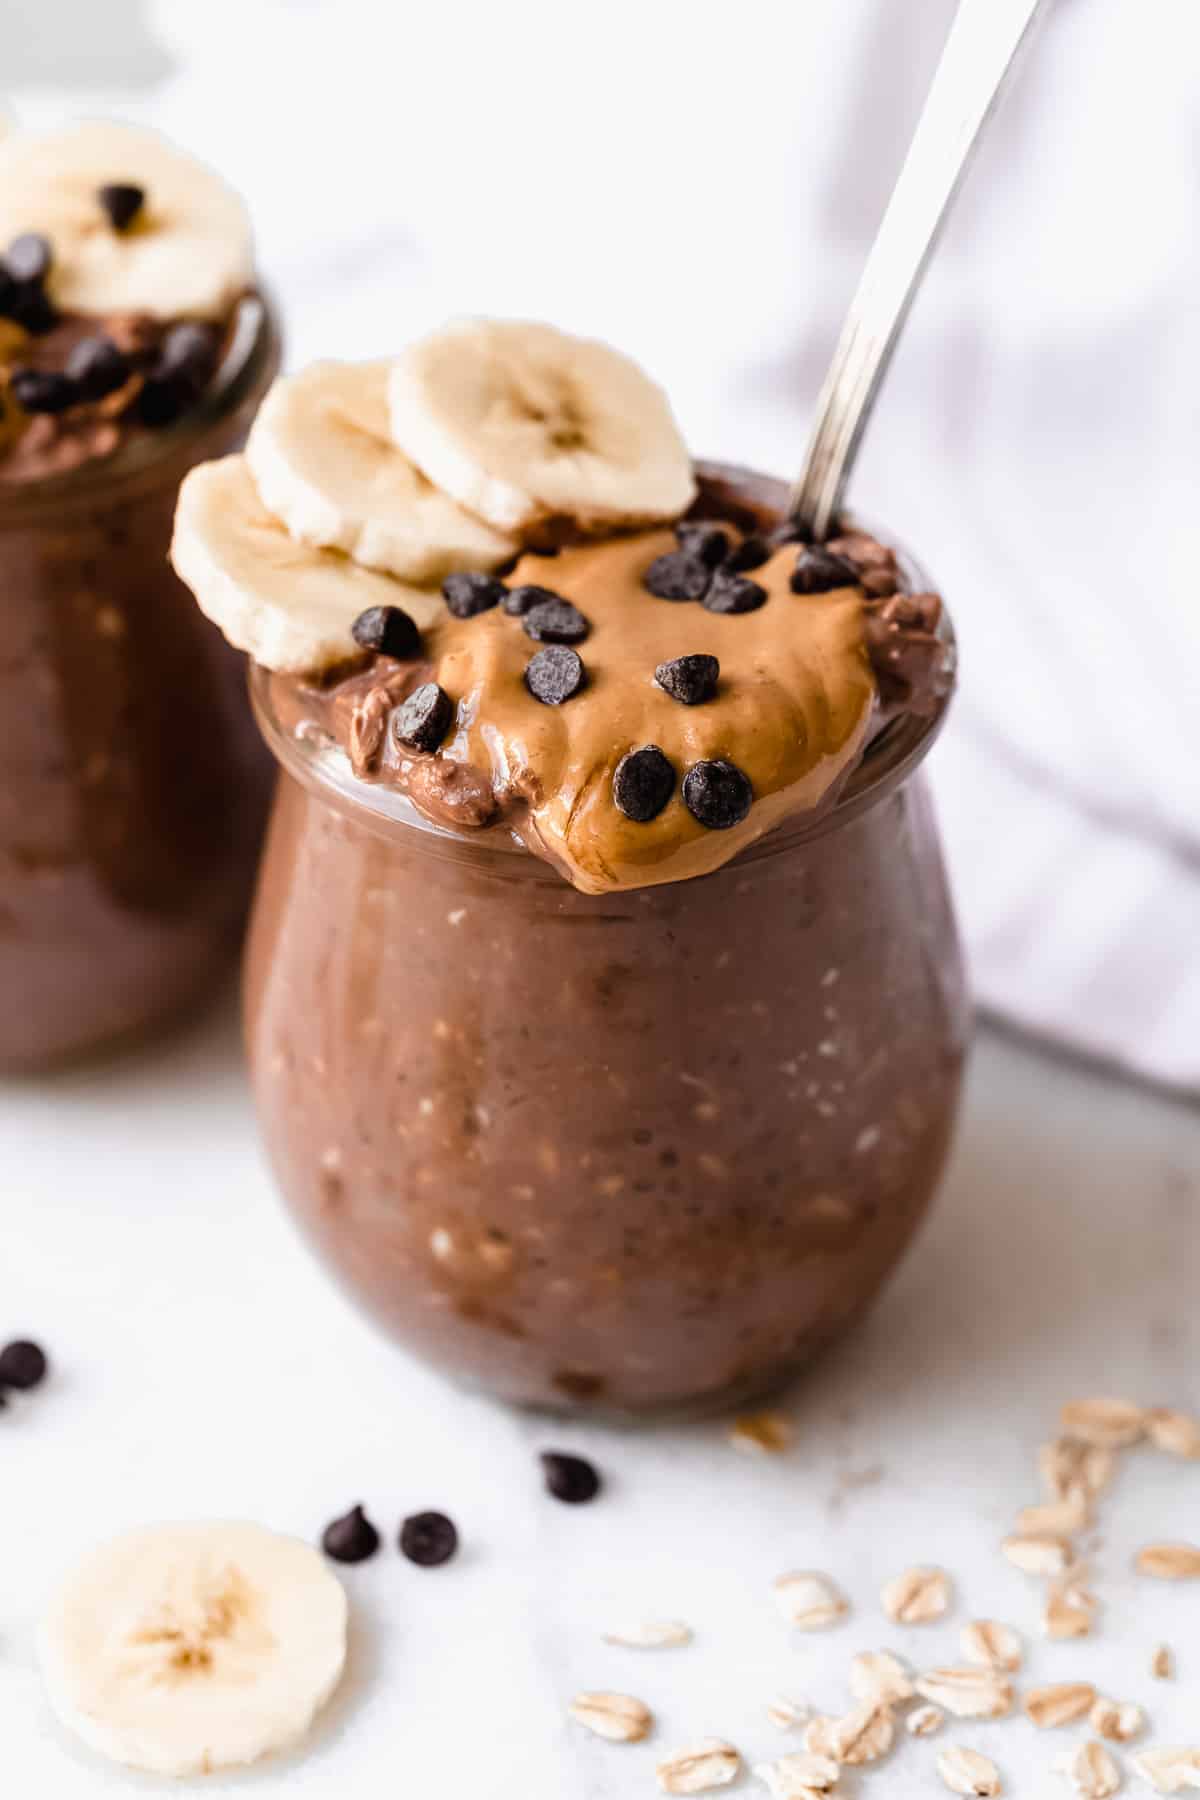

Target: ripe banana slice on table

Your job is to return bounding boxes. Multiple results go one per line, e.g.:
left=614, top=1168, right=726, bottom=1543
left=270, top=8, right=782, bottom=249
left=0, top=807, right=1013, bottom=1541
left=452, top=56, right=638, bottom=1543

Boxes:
left=246, top=358, right=518, bottom=581
left=172, top=454, right=441, bottom=672
left=0, top=121, right=253, bottom=320
left=388, top=317, right=696, bottom=533
left=38, top=1520, right=348, bottom=1777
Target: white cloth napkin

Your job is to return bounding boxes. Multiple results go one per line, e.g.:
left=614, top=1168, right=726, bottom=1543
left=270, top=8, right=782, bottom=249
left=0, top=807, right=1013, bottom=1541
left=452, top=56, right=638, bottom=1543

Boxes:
left=9, top=0, right=1199, bottom=1091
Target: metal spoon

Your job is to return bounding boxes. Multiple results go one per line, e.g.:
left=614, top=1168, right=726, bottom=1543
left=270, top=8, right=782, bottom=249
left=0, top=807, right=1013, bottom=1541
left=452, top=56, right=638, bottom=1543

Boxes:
left=788, top=0, right=1048, bottom=540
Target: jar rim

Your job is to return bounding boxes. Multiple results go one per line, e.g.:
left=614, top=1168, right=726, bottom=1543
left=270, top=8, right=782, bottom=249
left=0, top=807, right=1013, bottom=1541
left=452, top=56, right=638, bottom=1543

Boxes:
left=0, top=289, right=278, bottom=518
left=250, top=464, right=957, bottom=883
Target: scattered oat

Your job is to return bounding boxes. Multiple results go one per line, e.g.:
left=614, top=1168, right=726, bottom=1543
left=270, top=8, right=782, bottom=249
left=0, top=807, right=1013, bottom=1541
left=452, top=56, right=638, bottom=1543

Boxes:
left=1135, top=1544, right=1200, bottom=1581
left=937, top=1745, right=1003, bottom=1797
left=916, top=1667, right=1014, bottom=1720
left=753, top=1752, right=840, bottom=1797
left=848, top=1649, right=914, bottom=1706
left=909, top=1704, right=946, bottom=1738
left=1055, top=1740, right=1123, bottom=1798
left=1002, top=1533, right=1074, bottom=1576
left=1144, top=1408, right=1200, bottom=1460
left=961, top=1620, right=1023, bottom=1673
left=766, top=1696, right=810, bottom=1733
left=1025, top=1683, right=1098, bottom=1729
left=1017, top=1495, right=1091, bottom=1535
left=1151, top=1646, right=1174, bottom=1681
left=568, top=1691, right=653, bottom=1742
left=657, top=1738, right=742, bottom=1793
left=1092, top=1701, right=1145, bottom=1744
left=806, top=1701, right=894, bottom=1766
left=774, top=1571, right=849, bottom=1630
left=1044, top=1570, right=1099, bottom=1640
left=881, top=1565, right=952, bottom=1624
left=603, top=1619, right=692, bottom=1649
left=1060, top=1398, right=1146, bottom=1449
left=1041, top=1437, right=1117, bottom=1503
left=731, top=1411, right=793, bottom=1455
left=1133, top=1749, right=1200, bottom=1794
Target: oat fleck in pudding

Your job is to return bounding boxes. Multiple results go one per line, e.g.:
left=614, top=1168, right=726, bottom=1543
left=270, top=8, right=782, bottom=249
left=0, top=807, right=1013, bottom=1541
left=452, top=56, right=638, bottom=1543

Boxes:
left=0, top=122, right=279, bottom=1068
left=172, top=320, right=967, bottom=1416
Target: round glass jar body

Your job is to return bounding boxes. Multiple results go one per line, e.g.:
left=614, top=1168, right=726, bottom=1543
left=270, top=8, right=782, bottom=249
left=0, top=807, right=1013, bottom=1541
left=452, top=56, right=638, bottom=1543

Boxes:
left=0, top=297, right=281, bottom=1069
left=245, top=472, right=969, bottom=1417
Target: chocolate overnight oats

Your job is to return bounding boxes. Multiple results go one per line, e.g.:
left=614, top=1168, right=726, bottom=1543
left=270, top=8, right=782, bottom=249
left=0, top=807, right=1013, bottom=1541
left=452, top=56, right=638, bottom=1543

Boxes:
left=173, top=320, right=967, bottom=1415
left=0, top=122, right=279, bottom=1068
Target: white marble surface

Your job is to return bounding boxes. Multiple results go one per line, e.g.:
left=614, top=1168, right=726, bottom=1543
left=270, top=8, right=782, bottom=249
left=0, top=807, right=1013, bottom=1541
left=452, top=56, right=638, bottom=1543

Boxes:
left=1, top=999, right=1197, bottom=1794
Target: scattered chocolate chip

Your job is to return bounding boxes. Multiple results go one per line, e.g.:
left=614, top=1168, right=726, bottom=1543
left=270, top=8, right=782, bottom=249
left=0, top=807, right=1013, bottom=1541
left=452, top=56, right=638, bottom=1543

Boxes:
left=525, top=644, right=586, bottom=705
left=64, top=335, right=130, bottom=402
left=321, top=1504, right=380, bottom=1564
left=9, top=369, right=78, bottom=415
left=682, top=759, right=754, bottom=829
left=503, top=582, right=561, bottom=617
left=351, top=604, right=422, bottom=659
left=790, top=547, right=861, bottom=595
left=613, top=746, right=675, bottom=823
left=655, top=653, right=720, bottom=706
left=703, top=569, right=768, bottom=615
left=766, top=518, right=806, bottom=548
left=394, top=682, right=454, bottom=751
left=541, top=1451, right=602, bottom=1504
left=644, top=549, right=712, bottom=602
left=674, top=521, right=730, bottom=567
left=0, top=1339, right=48, bottom=1390
left=137, top=322, right=221, bottom=426
left=8, top=284, right=58, bottom=335
left=97, top=182, right=145, bottom=231
left=522, top=596, right=589, bottom=644
left=442, top=570, right=507, bottom=619
left=726, top=534, right=770, bottom=573
left=5, top=233, right=52, bottom=285
left=399, top=1510, right=459, bottom=1567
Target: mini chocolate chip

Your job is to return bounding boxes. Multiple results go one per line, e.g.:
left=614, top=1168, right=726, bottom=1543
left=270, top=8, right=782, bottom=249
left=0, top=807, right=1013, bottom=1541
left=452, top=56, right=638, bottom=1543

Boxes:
left=0, top=1339, right=48, bottom=1390
left=321, top=1504, right=380, bottom=1564
left=5, top=233, right=52, bottom=285
left=503, top=582, right=561, bottom=617
left=644, top=549, right=712, bottom=602
left=540, top=1451, right=602, bottom=1504
left=790, top=547, right=860, bottom=594
left=703, top=569, right=767, bottom=614
left=351, top=604, right=422, bottom=659
left=726, top=534, right=770, bottom=573
left=525, top=644, right=586, bottom=705
left=64, top=335, right=130, bottom=402
left=522, top=596, right=589, bottom=644
left=159, top=320, right=220, bottom=383
left=399, top=1510, right=459, bottom=1566
left=655, top=653, right=720, bottom=706
left=613, top=746, right=675, bottom=823
left=9, top=369, right=78, bottom=415
left=682, top=758, right=754, bottom=829
left=97, top=182, right=145, bottom=231
left=8, top=284, right=58, bottom=335
left=674, top=521, right=731, bottom=567
left=442, top=570, right=507, bottom=618
left=394, top=682, right=454, bottom=751
left=766, top=518, right=806, bottom=548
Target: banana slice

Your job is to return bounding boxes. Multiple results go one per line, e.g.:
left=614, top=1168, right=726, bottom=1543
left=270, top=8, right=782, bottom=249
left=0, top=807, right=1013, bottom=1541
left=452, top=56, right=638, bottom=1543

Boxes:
left=0, top=121, right=253, bottom=320
left=388, top=317, right=696, bottom=533
left=38, top=1520, right=348, bottom=1777
left=246, top=359, right=518, bottom=581
left=172, top=454, right=441, bottom=672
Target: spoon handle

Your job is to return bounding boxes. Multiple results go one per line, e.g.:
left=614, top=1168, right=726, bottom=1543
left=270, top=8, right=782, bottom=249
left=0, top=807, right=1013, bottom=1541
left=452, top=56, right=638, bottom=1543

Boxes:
left=788, top=0, right=1048, bottom=539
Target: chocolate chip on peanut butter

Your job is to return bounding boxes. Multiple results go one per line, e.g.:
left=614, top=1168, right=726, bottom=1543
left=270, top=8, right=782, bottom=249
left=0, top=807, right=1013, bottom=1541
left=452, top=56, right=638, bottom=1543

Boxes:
left=351, top=604, right=422, bottom=659
left=442, top=570, right=507, bottom=618
left=522, top=595, right=590, bottom=644
left=655, top=653, right=720, bottom=706
left=702, top=569, right=767, bottom=615
left=790, top=546, right=861, bottom=595
left=394, top=681, right=454, bottom=751
left=97, top=182, right=146, bottom=231
left=674, top=520, right=731, bottom=567
left=644, top=548, right=712, bottom=602
left=503, top=582, right=561, bottom=617
left=725, top=533, right=770, bottom=573
left=525, top=645, right=586, bottom=705
left=683, top=759, right=753, bottom=829
left=613, top=746, right=675, bottom=823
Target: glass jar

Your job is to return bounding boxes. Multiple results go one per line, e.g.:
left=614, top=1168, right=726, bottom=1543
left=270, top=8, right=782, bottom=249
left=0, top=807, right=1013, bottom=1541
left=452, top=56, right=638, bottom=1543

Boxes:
left=245, top=470, right=969, bottom=1418
left=0, top=296, right=281, bottom=1070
